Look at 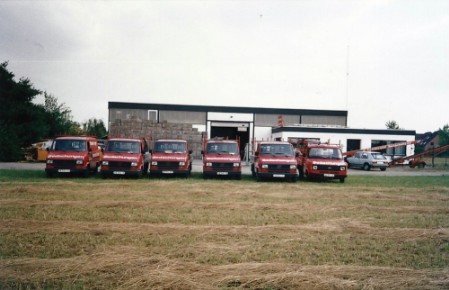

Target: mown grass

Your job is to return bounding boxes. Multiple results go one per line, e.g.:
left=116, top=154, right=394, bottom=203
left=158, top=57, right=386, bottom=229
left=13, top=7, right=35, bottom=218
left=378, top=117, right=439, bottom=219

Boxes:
left=0, top=169, right=449, bottom=289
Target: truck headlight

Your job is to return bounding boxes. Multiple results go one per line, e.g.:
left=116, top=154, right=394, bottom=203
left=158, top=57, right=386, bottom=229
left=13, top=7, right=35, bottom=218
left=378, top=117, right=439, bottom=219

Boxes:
left=290, top=164, right=296, bottom=169
left=46, top=160, right=53, bottom=164
left=233, top=163, right=240, bottom=167
left=151, top=161, right=158, bottom=166
left=206, top=162, right=212, bottom=167
left=312, top=165, right=318, bottom=170
left=261, top=164, right=268, bottom=169
left=340, top=166, right=346, bottom=171
left=102, top=161, right=109, bottom=166
left=179, top=162, right=186, bottom=166
left=76, top=160, right=84, bottom=165
left=131, top=162, right=138, bottom=167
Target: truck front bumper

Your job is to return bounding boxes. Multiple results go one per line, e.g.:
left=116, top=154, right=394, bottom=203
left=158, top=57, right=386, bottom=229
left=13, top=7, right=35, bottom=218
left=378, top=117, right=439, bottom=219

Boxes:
left=203, top=170, right=241, bottom=178
left=149, top=169, right=190, bottom=176
left=100, top=169, right=143, bottom=177
left=257, top=172, right=298, bottom=180
left=45, top=167, right=89, bottom=175
left=309, top=172, right=346, bottom=180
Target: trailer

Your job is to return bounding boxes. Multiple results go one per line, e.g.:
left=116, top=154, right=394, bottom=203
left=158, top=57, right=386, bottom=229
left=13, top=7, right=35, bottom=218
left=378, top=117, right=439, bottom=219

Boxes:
left=389, top=144, right=449, bottom=168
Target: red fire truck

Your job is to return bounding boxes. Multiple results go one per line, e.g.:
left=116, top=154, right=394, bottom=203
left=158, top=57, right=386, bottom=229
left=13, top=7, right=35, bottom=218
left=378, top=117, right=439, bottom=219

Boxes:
left=45, top=136, right=101, bottom=177
left=149, top=139, right=192, bottom=177
left=202, top=139, right=242, bottom=179
left=251, top=141, right=298, bottom=182
left=297, top=141, right=347, bottom=183
left=100, top=138, right=150, bottom=178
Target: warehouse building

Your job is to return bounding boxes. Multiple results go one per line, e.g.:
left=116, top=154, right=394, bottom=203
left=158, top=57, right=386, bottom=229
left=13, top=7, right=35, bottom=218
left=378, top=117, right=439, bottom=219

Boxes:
left=108, top=101, right=416, bottom=158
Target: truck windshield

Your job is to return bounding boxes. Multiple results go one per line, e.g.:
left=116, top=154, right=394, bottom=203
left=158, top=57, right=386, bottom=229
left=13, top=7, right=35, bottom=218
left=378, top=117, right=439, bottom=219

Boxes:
left=52, top=140, right=87, bottom=152
left=260, top=144, right=294, bottom=156
left=207, top=143, right=238, bottom=155
left=107, top=141, right=140, bottom=154
left=155, top=142, right=186, bottom=153
left=308, top=147, right=343, bottom=160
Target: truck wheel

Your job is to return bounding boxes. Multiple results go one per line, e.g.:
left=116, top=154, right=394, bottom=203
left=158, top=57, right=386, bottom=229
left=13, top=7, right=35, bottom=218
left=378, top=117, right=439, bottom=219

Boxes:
left=256, top=173, right=262, bottom=182
left=46, top=172, right=53, bottom=178
left=291, top=175, right=298, bottom=183
left=251, top=164, right=256, bottom=178
left=380, top=168, right=386, bottom=171
left=340, top=178, right=345, bottom=183
left=363, top=163, right=371, bottom=171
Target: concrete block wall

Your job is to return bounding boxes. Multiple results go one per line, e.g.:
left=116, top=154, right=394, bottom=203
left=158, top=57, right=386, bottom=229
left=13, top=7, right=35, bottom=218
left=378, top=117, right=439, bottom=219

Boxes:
left=109, top=117, right=204, bottom=158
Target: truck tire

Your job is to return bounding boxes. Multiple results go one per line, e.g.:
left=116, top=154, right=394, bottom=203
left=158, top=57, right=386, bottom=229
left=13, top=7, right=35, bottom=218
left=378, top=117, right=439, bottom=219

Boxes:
left=380, top=168, right=387, bottom=171
left=340, top=177, right=345, bottom=183
left=256, top=172, right=262, bottom=182
left=291, top=175, right=298, bottom=183
left=363, top=163, right=371, bottom=171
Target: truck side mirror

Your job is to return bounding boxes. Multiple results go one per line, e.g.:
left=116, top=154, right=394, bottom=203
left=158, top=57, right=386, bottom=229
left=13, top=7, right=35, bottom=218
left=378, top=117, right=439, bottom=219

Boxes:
left=189, top=150, right=193, bottom=154
left=295, top=152, right=299, bottom=157
left=149, top=149, right=152, bottom=154
left=255, top=151, right=259, bottom=156
left=201, top=150, right=204, bottom=155
left=46, top=147, right=50, bottom=152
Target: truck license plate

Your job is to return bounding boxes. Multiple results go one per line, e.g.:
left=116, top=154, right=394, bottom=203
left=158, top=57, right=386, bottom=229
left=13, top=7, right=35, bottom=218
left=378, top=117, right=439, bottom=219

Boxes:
left=162, top=171, right=174, bottom=174
left=273, top=174, right=285, bottom=178
left=324, top=174, right=335, bottom=178
left=113, top=171, right=125, bottom=175
left=58, top=169, right=70, bottom=173
left=217, top=172, right=228, bottom=175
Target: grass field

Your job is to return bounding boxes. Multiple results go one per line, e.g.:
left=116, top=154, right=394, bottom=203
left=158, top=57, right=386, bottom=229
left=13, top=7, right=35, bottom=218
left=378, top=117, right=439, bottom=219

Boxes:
left=1, top=170, right=448, bottom=289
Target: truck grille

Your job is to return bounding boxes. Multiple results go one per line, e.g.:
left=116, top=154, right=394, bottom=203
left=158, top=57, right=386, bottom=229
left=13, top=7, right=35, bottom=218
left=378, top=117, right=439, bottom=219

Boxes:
left=53, top=160, right=77, bottom=167
left=108, top=161, right=132, bottom=169
left=211, top=163, right=234, bottom=170
left=267, top=164, right=291, bottom=171
left=157, top=161, right=180, bottom=168
left=317, top=165, right=341, bottom=171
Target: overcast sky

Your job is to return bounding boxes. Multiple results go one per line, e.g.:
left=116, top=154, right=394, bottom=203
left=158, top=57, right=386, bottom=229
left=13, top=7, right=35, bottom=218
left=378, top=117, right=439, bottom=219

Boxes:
left=1, top=0, right=448, bottom=133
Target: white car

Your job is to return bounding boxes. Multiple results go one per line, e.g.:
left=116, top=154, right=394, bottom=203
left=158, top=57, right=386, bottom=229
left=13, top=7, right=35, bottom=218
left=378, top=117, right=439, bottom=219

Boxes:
left=346, top=151, right=389, bottom=171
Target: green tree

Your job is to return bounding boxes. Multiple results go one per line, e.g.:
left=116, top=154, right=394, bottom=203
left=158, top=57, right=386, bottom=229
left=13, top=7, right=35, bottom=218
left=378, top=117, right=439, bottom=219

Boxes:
left=44, top=92, right=81, bottom=136
left=82, top=118, right=107, bottom=138
left=0, top=62, right=47, bottom=161
left=439, top=124, right=449, bottom=146
left=385, top=120, right=401, bottom=130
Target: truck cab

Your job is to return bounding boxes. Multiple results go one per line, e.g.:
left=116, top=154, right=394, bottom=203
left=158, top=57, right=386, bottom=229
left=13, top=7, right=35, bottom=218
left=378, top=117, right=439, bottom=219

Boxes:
left=252, top=141, right=298, bottom=182
left=149, top=139, right=192, bottom=177
left=297, top=142, right=347, bottom=183
left=45, top=136, right=101, bottom=177
left=202, top=139, right=241, bottom=179
left=100, top=138, right=150, bottom=178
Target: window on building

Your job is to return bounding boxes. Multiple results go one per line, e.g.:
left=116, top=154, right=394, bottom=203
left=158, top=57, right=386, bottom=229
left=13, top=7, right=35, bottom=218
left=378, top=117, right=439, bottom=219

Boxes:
left=148, top=110, right=158, bottom=122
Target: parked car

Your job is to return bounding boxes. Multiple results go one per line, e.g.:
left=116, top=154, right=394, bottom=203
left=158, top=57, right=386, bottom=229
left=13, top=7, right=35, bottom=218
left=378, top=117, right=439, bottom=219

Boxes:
left=346, top=151, right=389, bottom=171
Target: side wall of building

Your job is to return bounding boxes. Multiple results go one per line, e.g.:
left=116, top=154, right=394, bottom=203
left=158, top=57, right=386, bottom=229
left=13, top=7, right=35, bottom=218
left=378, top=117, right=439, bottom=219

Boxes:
left=109, top=117, right=204, bottom=158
